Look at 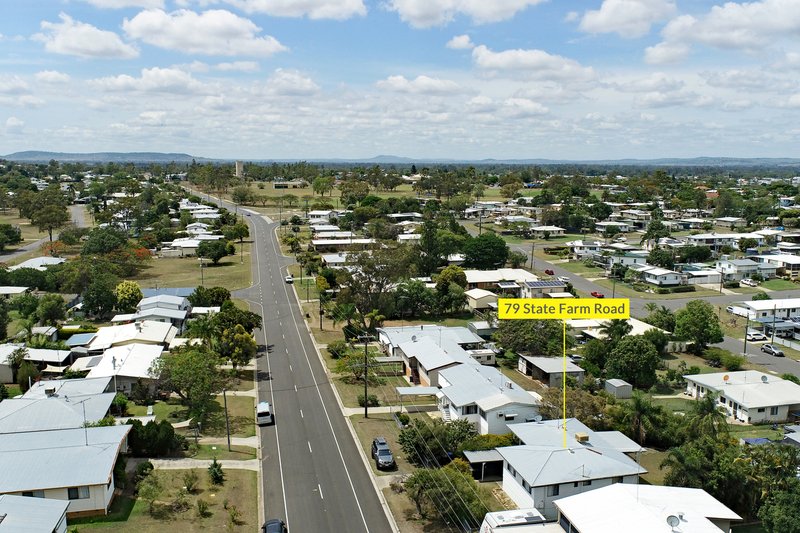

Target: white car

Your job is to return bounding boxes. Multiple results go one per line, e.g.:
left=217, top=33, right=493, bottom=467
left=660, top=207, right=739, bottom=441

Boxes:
left=557, top=276, right=570, bottom=283
left=284, top=275, right=294, bottom=284
left=746, top=332, right=767, bottom=342
left=740, top=278, right=758, bottom=287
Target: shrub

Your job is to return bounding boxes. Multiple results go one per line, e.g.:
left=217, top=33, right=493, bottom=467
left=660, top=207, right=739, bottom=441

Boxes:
left=196, top=499, right=210, bottom=518
left=357, top=394, right=380, bottom=407
left=182, top=469, right=199, bottom=493
left=397, top=412, right=410, bottom=426
left=208, top=458, right=225, bottom=485
left=327, top=340, right=349, bottom=359
left=0, top=383, right=8, bottom=401
left=720, top=352, right=746, bottom=371
left=134, top=461, right=154, bottom=487
left=112, top=392, right=128, bottom=415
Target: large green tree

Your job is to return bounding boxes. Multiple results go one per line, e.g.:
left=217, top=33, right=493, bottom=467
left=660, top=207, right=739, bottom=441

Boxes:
left=605, top=336, right=661, bottom=389
left=463, top=233, right=509, bottom=269
left=217, top=324, right=257, bottom=369
left=114, top=280, right=143, bottom=313
left=35, top=293, right=65, bottom=326
left=149, top=346, right=224, bottom=419
left=493, top=319, right=566, bottom=356
left=31, top=204, right=70, bottom=242
left=674, top=300, right=724, bottom=353
left=197, top=240, right=230, bottom=265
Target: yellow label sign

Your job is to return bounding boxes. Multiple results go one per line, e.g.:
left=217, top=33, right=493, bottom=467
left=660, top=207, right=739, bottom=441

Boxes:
left=498, top=298, right=630, bottom=320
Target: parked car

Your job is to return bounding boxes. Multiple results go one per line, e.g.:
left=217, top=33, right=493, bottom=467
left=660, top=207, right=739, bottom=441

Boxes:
left=544, top=269, right=554, bottom=275
left=746, top=332, right=767, bottom=342
left=262, top=519, right=287, bottom=533
left=371, top=437, right=396, bottom=470
left=284, top=274, right=294, bottom=284
left=761, top=344, right=785, bottom=357
left=740, top=278, right=758, bottom=287
left=590, top=291, right=605, bottom=298
left=557, top=276, right=570, bottom=283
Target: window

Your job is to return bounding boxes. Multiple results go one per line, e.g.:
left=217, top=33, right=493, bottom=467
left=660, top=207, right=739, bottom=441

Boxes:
left=462, top=405, right=477, bottom=415
left=547, top=485, right=559, bottom=497
left=522, top=480, right=530, bottom=491
left=479, top=408, right=486, bottom=419
left=770, top=407, right=779, bottom=416
left=758, top=408, right=766, bottom=413
left=582, top=480, right=592, bottom=486
left=612, top=477, right=623, bottom=484
left=21, top=490, right=44, bottom=498
left=505, top=414, right=516, bottom=421
left=68, top=486, right=90, bottom=500
left=719, top=396, right=726, bottom=404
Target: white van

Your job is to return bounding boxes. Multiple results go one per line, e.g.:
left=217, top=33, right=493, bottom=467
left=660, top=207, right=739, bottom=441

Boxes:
left=256, top=401, right=273, bottom=425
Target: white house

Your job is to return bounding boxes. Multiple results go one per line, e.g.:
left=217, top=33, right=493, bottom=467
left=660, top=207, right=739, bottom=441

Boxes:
left=84, top=343, right=164, bottom=393
left=756, top=253, right=800, bottom=279
left=530, top=225, right=565, bottom=238
left=565, top=240, right=603, bottom=259
left=87, top=321, right=178, bottom=352
left=464, top=288, right=498, bottom=311
left=684, top=371, right=800, bottom=423
left=714, top=259, right=766, bottom=281
left=627, top=264, right=683, bottom=286
left=396, top=337, right=467, bottom=387
left=517, top=356, right=584, bottom=388
left=0, top=425, right=131, bottom=518
left=736, top=297, right=800, bottom=321
left=437, top=364, right=540, bottom=435
left=554, top=484, right=741, bottom=533
left=0, top=494, right=69, bottom=533
left=686, top=232, right=764, bottom=249
left=308, top=210, right=335, bottom=224
left=715, top=216, right=746, bottom=228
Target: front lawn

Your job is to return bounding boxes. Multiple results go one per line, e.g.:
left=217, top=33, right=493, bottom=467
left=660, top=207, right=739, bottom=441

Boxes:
left=761, top=279, right=798, bottom=291
left=73, top=469, right=257, bottom=532
left=133, top=243, right=252, bottom=291
left=638, top=450, right=668, bottom=485
left=204, top=394, right=255, bottom=438
left=127, top=398, right=189, bottom=422
left=188, top=444, right=257, bottom=460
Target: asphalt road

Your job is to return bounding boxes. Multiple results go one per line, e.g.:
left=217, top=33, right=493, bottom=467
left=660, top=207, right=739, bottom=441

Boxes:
left=201, top=196, right=392, bottom=533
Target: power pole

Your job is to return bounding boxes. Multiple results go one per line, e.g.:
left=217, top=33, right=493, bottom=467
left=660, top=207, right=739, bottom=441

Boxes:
left=358, top=335, right=373, bottom=418
left=223, top=388, right=231, bottom=451
left=530, top=243, right=535, bottom=270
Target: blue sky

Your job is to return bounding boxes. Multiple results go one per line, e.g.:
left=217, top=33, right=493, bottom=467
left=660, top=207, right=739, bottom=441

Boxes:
left=2, top=0, right=800, bottom=160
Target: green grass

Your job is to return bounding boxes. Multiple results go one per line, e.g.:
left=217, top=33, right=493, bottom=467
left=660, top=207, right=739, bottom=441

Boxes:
left=132, top=242, right=252, bottom=291
left=74, top=469, right=257, bottom=532
left=350, top=412, right=419, bottom=476
left=732, top=524, right=767, bottom=533
left=226, top=369, right=255, bottom=392
left=127, top=399, right=189, bottom=422
left=728, top=424, right=785, bottom=441
left=650, top=397, right=695, bottom=413
left=592, top=279, right=720, bottom=299
left=188, top=443, right=256, bottom=460
left=557, top=261, right=605, bottom=275
left=761, top=279, right=798, bottom=291
left=638, top=450, right=668, bottom=485
left=2, top=383, right=21, bottom=398
left=204, top=394, right=255, bottom=438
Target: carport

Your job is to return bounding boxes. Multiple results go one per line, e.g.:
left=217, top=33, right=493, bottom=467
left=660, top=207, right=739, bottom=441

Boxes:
left=463, top=450, right=504, bottom=482
left=395, top=386, right=439, bottom=413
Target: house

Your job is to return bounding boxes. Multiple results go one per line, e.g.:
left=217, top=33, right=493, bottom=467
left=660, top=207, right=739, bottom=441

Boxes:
left=715, top=216, right=746, bottom=228
left=396, top=337, right=467, bottom=386
left=626, top=264, right=683, bottom=286
left=378, top=326, right=485, bottom=358
left=397, top=233, right=421, bottom=243
left=0, top=494, right=69, bottom=533
left=565, top=240, right=603, bottom=259
left=307, top=210, right=335, bottom=224
left=83, top=343, right=164, bottom=393
left=160, top=237, right=201, bottom=257
left=517, top=356, right=584, bottom=388
left=521, top=281, right=568, bottom=299
left=8, top=257, right=66, bottom=271
left=311, top=238, right=376, bottom=252
left=465, top=288, right=498, bottom=311
left=320, top=252, right=358, bottom=268
left=685, top=371, right=800, bottom=423
left=756, top=253, right=800, bottom=279
left=686, top=232, right=764, bottom=249
left=0, top=344, right=72, bottom=381
left=437, top=364, right=540, bottom=434
left=463, top=269, right=538, bottom=296
left=138, top=295, right=191, bottom=313
left=682, top=268, right=722, bottom=285
left=554, top=484, right=741, bottom=533
left=592, top=252, right=646, bottom=269
left=273, top=179, right=306, bottom=189
left=23, top=376, right=112, bottom=400
left=31, top=325, right=59, bottom=342
left=604, top=378, right=632, bottom=399
left=0, top=392, right=115, bottom=433
left=87, top=321, right=178, bottom=353
left=736, top=297, right=800, bottom=321
left=0, top=425, right=131, bottom=517
left=574, top=318, right=668, bottom=342
left=530, top=225, right=565, bottom=238
left=594, top=221, right=630, bottom=234
left=0, top=286, right=29, bottom=299
left=714, top=259, right=762, bottom=281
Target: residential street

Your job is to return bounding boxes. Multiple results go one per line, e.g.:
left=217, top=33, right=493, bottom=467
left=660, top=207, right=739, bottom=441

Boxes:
left=200, top=195, right=394, bottom=532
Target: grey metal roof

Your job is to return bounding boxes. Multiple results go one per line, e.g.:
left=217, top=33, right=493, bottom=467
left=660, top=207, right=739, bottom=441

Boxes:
left=463, top=449, right=504, bottom=463
left=605, top=378, right=631, bottom=388
left=396, top=386, right=439, bottom=396
left=497, top=445, right=646, bottom=487
left=0, top=425, right=131, bottom=493
left=523, top=281, right=568, bottom=288
left=0, top=393, right=114, bottom=433
left=141, top=287, right=195, bottom=298
left=0, top=494, right=68, bottom=532
left=379, top=326, right=484, bottom=349
left=519, top=355, right=584, bottom=374
left=23, top=377, right=112, bottom=399
left=399, top=337, right=465, bottom=371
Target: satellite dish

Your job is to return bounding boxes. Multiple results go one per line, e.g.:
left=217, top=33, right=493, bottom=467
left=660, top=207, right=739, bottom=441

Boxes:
left=534, top=415, right=543, bottom=423
left=666, top=515, right=680, bottom=528
left=411, top=335, right=417, bottom=342
left=761, top=375, right=768, bottom=383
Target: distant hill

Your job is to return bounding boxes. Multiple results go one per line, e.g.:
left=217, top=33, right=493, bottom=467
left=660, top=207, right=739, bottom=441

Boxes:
left=4, top=151, right=800, bottom=168
left=2, top=151, right=208, bottom=164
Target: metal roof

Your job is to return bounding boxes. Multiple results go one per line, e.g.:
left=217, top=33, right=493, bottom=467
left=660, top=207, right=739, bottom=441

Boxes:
left=65, top=332, right=97, bottom=347
left=0, top=425, right=131, bottom=493
left=141, top=287, right=195, bottom=298
left=523, top=280, right=567, bottom=288
left=0, top=495, right=68, bottom=532
left=463, top=449, right=504, bottom=463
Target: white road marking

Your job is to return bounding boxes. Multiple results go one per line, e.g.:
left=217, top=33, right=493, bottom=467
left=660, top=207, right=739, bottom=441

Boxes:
left=299, top=409, right=303, bottom=418
left=308, top=441, right=313, bottom=453
left=318, top=484, right=324, bottom=500
left=294, top=384, right=298, bottom=392
left=289, top=364, right=293, bottom=372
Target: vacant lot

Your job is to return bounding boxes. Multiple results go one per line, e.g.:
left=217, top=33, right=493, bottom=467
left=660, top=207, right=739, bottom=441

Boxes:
left=72, top=469, right=257, bottom=532
left=761, top=278, right=797, bottom=291
left=133, top=243, right=252, bottom=291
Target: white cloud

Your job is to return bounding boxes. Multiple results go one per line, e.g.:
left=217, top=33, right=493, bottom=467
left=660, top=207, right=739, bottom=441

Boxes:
left=783, top=94, right=800, bottom=108
left=35, top=70, right=70, bottom=84
left=223, top=0, right=366, bottom=19
left=502, top=97, right=549, bottom=117
left=0, top=76, right=29, bottom=95
left=33, top=13, right=138, bottom=59
left=376, top=75, right=461, bottom=94
left=446, top=34, right=474, bottom=50
left=650, top=0, right=800, bottom=63
left=80, top=0, right=164, bottom=8
left=636, top=90, right=712, bottom=109
left=388, top=0, right=546, bottom=28
left=611, top=72, right=683, bottom=93
left=471, top=45, right=595, bottom=82
left=564, top=11, right=579, bottom=23
left=137, top=110, right=167, bottom=125
left=90, top=67, right=205, bottom=93
left=215, top=61, right=260, bottom=72
left=644, top=41, right=689, bottom=64
left=579, top=0, right=675, bottom=38
left=123, top=9, right=286, bottom=57
left=267, top=69, right=320, bottom=96
left=5, top=117, right=24, bottom=134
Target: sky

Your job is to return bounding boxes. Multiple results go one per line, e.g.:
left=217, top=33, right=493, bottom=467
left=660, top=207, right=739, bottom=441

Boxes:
left=2, top=0, right=800, bottom=161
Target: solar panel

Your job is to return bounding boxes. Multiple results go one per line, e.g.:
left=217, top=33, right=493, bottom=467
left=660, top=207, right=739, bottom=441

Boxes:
left=86, top=356, right=103, bottom=368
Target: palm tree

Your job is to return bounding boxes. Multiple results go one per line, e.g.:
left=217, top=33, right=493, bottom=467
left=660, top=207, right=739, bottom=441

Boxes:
left=186, top=314, right=219, bottom=349
left=686, top=392, right=729, bottom=439
left=598, top=319, right=632, bottom=343
left=622, top=391, right=660, bottom=445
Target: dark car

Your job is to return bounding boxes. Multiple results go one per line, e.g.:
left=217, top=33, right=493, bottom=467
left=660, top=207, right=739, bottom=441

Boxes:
left=262, top=519, right=287, bottom=533
left=761, top=344, right=785, bottom=357
left=371, top=436, right=396, bottom=470
left=544, top=269, right=554, bottom=275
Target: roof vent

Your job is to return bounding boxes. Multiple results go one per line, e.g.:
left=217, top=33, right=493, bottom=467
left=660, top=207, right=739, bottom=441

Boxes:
left=45, top=387, right=56, bottom=397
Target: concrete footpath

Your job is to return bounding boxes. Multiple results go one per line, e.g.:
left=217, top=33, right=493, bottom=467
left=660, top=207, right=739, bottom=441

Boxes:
left=150, top=458, right=260, bottom=471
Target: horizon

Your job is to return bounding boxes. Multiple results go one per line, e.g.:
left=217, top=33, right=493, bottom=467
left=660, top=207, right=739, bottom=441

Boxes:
left=2, top=1, right=800, bottom=160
